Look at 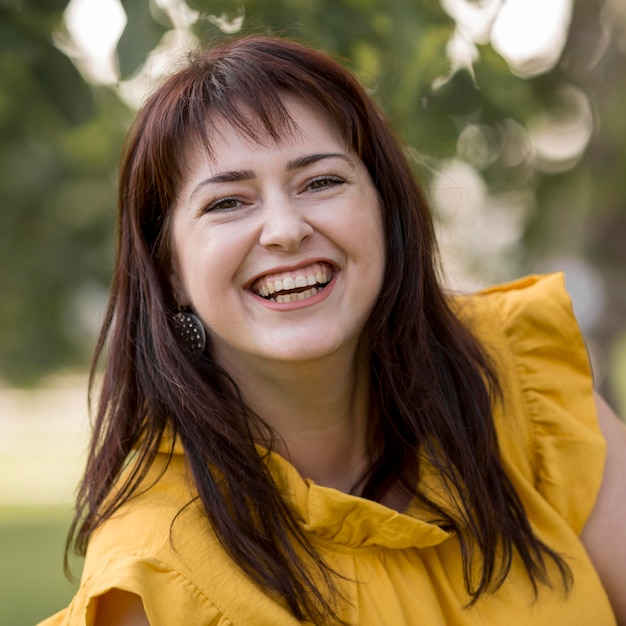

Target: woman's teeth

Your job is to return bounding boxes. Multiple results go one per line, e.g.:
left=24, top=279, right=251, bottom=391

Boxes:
left=252, top=264, right=332, bottom=302
left=259, top=270, right=327, bottom=296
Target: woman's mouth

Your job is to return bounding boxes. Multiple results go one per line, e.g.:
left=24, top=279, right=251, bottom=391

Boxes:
left=250, top=262, right=334, bottom=303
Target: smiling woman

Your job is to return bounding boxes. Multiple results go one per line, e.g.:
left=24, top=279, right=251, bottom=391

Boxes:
left=39, top=36, right=626, bottom=626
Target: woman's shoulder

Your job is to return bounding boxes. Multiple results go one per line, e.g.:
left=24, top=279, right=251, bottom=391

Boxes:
left=453, top=272, right=606, bottom=535
left=39, top=446, right=232, bottom=625
left=38, top=464, right=220, bottom=625
left=83, top=445, right=196, bottom=566
left=41, top=441, right=302, bottom=626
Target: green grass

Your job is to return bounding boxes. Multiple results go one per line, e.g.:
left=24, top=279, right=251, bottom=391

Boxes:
left=0, top=506, right=83, bottom=626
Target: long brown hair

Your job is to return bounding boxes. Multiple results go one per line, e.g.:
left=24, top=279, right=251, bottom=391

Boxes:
left=68, top=35, right=571, bottom=622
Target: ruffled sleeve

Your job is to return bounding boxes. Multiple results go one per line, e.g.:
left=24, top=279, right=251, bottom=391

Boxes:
left=468, top=273, right=607, bottom=534
left=37, top=447, right=232, bottom=626
left=38, top=552, right=230, bottom=626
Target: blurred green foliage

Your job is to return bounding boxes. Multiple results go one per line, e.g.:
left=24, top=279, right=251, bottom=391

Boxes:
left=0, top=3, right=130, bottom=383
left=0, top=0, right=625, bottom=409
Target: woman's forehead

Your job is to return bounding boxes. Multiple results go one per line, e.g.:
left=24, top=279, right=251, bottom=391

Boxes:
left=185, top=98, right=349, bottom=165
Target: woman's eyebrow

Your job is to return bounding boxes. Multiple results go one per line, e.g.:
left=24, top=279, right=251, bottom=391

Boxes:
left=286, top=152, right=353, bottom=170
left=190, top=169, right=254, bottom=202
left=190, top=153, right=354, bottom=202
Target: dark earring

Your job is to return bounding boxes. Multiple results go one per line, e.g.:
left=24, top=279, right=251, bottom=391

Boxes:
left=173, top=310, right=206, bottom=355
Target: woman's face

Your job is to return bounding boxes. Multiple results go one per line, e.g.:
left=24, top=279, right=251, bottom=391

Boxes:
left=169, top=98, right=385, bottom=375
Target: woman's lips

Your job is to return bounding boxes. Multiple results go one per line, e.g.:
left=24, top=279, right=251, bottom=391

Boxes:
left=250, top=261, right=334, bottom=301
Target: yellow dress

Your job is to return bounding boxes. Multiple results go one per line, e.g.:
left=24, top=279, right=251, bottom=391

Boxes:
left=40, top=274, right=616, bottom=625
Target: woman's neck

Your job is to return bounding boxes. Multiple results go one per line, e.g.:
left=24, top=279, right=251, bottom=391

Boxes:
left=218, top=345, right=372, bottom=493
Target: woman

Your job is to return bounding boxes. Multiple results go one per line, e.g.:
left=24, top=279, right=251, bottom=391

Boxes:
left=41, top=36, right=626, bottom=625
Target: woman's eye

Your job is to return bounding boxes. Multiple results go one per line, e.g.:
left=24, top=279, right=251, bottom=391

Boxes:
left=306, top=176, right=345, bottom=192
left=204, top=196, right=241, bottom=212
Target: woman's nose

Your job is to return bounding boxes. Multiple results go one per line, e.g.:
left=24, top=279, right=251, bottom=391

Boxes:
left=258, top=199, right=314, bottom=252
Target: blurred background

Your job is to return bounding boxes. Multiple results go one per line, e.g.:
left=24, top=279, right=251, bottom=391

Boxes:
left=1, top=0, right=625, bottom=623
